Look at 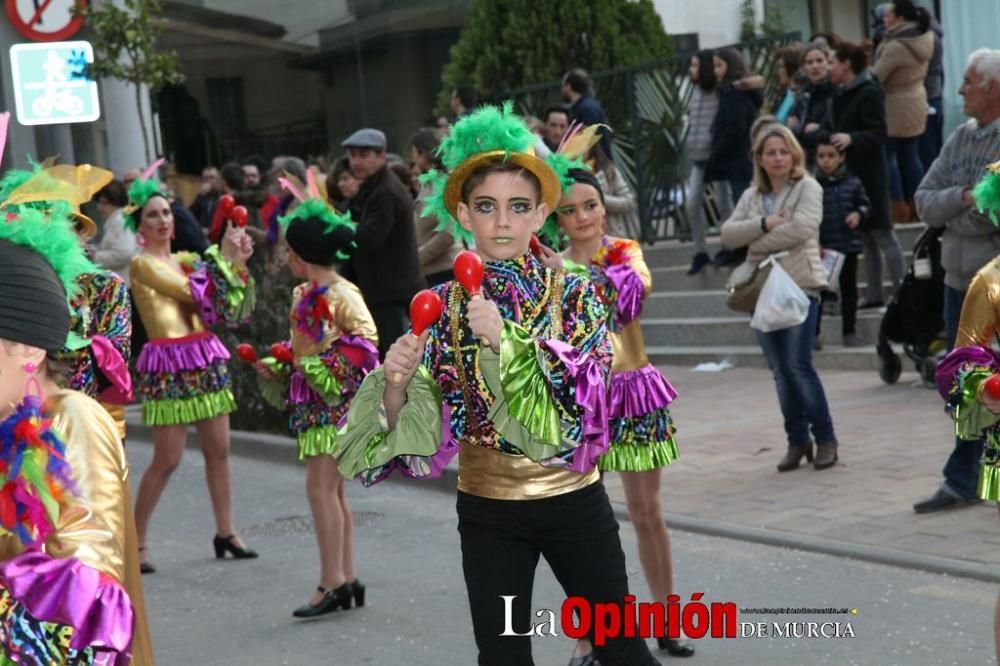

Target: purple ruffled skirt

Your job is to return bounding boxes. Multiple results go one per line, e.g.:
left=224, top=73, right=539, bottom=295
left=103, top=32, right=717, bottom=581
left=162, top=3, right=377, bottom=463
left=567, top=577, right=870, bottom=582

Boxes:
left=600, top=364, right=681, bottom=472
left=135, top=331, right=236, bottom=426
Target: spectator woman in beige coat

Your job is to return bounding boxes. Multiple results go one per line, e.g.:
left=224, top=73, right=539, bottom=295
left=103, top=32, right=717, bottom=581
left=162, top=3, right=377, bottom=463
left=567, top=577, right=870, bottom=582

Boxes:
left=721, top=124, right=839, bottom=471
left=873, top=0, right=934, bottom=221
left=410, top=127, right=462, bottom=286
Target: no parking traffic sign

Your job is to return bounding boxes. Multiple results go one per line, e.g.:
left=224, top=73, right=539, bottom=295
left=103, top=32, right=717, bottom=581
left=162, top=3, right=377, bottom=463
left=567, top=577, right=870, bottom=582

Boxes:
left=9, top=41, right=100, bottom=125
left=5, top=0, right=88, bottom=42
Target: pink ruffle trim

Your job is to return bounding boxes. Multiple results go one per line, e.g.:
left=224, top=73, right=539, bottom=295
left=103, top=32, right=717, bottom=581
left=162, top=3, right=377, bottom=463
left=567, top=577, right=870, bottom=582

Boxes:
left=609, top=364, right=678, bottom=419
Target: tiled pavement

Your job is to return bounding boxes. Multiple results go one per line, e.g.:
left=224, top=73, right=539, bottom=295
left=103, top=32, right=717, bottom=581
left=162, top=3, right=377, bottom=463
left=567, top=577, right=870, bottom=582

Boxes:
left=601, top=364, right=1000, bottom=575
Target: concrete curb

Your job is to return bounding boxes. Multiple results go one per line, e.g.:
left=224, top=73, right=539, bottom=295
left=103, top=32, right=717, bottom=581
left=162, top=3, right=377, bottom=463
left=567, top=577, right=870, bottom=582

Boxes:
left=127, top=421, right=1000, bottom=584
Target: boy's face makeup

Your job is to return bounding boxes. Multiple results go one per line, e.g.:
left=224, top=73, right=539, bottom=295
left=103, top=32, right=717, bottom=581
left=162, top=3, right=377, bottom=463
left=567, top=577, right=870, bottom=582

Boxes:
left=557, top=182, right=606, bottom=243
left=815, top=144, right=843, bottom=175
left=456, top=171, right=547, bottom=262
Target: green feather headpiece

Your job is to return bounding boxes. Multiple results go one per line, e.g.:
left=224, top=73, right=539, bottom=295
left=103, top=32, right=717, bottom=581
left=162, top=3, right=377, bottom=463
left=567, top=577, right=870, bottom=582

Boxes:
left=124, top=178, right=168, bottom=232
left=974, top=161, right=1000, bottom=226
left=0, top=206, right=95, bottom=302
left=419, top=101, right=562, bottom=246
left=278, top=197, right=357, bottom=261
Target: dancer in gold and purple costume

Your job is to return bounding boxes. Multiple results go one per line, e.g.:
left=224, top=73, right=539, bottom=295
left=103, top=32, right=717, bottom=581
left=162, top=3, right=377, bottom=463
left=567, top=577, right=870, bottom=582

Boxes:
left=252, top=173, right=377, bottom=617
left=0, top=192, right=153, bottom=663
left=126, top=167, right=258, bottom=573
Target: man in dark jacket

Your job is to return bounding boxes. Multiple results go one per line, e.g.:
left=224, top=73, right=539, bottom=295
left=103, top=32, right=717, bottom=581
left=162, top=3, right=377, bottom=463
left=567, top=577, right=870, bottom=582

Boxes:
left=343, top=128, right=426, bottom=359
left=562, top=68, right=613, bottom=160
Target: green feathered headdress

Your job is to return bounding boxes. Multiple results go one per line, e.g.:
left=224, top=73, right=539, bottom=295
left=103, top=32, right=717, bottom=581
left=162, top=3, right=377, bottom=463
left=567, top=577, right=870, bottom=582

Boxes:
left=0, top=206, right=95, bottom=303
left=418, top=101, right=562, bottom=245
left=278, top=167, right=358, bottom=262
left=124, top=178, right=168, bottom=232
left=974, top=160, right=1000, bottom=226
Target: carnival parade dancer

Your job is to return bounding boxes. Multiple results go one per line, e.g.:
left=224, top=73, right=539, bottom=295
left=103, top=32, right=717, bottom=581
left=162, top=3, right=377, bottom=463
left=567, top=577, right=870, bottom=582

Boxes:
left=126, top=166, right=258, bottom=573
left=251, top=172, right=377, bottom=617
left=0, top=164, right=134, bottom=441
left=336, top=103, right=662, bottom=665
left=936, top=160, right=1000, bottom=662
left=0, top=189, right=153, bottom=663
left=537, top=149, right=694, bottom=660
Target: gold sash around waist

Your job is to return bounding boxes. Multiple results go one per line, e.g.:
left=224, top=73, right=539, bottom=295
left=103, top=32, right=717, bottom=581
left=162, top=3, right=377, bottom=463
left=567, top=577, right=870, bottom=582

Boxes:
left=457, top=442, right=599, bottom=500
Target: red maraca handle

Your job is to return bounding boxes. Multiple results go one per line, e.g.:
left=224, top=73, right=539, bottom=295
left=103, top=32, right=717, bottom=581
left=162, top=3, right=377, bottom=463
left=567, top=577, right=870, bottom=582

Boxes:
left=393, top=290, right=443, bottom=383
left=235, top=343, right=257, bottom=364
left=984, top=374, right=1000, bottom=401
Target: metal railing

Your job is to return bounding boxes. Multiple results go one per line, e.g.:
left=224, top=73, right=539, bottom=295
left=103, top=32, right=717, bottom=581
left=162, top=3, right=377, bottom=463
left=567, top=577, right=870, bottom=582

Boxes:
left=507, top=32, right=802, bottom=244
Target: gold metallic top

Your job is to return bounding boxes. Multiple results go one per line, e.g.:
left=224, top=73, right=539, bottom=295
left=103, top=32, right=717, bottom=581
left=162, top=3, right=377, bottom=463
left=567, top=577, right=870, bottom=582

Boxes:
left=291, top=280, right=379, bottom=358
left=0, top=390, right=154, bottom=664
left=102, top=402, right=126, bottom=440
left=457, top=441, right=599, bottom=500
left=129, top=253, right=206, bottom=340
left=956, top=258, right=1000, bottom=348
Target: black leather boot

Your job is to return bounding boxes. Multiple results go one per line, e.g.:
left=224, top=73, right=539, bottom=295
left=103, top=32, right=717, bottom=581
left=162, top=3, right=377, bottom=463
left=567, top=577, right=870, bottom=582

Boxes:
left=777, top=442, right=813, bottom=472
left=814, top=442, right=839, bottom=470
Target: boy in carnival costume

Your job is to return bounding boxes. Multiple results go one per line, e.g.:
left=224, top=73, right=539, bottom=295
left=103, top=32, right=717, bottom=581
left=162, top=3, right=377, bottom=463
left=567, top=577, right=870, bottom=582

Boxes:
left=936, top=161, right=1000, bottom=661
left=336, top=103, right=662, bottom=665
left=251, top=171, right=378, bottom=618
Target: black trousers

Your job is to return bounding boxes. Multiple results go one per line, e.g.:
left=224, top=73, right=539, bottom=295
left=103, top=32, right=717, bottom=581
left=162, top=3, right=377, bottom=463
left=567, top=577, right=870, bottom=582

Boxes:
left=370, top=302, right=409, bottom=361
left=457, top=482, right=661, bottom=666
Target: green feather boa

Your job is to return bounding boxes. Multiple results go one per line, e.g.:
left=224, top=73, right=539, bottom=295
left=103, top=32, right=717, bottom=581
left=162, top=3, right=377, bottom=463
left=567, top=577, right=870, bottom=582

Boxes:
left=0, top=206, right=94, bottom=302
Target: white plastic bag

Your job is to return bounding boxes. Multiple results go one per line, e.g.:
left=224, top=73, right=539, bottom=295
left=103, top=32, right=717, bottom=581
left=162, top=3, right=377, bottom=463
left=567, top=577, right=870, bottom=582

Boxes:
left=750, top=260, right=810, bottom=333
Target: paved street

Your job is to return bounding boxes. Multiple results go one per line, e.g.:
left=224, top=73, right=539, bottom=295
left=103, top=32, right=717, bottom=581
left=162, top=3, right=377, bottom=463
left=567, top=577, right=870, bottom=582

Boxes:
left=128, top=441, right=994, bottom=665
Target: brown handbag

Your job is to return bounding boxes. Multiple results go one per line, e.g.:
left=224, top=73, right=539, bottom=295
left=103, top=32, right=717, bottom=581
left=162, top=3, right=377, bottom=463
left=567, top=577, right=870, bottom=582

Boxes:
left=725, top=260, right=772, bottom=313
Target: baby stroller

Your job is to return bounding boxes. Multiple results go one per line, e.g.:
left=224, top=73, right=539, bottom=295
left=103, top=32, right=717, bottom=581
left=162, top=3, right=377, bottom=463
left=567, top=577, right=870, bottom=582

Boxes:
left=876, top=226, right=946, bottom=386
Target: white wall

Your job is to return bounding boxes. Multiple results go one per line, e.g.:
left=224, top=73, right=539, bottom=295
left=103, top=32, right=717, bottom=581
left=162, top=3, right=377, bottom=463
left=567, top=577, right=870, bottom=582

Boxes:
left=654, top=0, right=765, bottom=48
left=940, top=0, right=999, bottom=137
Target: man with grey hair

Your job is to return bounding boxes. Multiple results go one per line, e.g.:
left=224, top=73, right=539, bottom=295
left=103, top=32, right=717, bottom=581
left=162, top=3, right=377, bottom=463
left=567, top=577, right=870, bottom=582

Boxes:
left=342, top=128, right=425, bottom=359
left=913, top=48, right=1000, bottom=513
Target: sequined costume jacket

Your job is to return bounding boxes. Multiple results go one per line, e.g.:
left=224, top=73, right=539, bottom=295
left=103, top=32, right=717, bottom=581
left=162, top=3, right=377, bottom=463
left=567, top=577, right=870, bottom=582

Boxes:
left=563, top=238, right=680, bottom=472
left=935, top=257, right=1000, bottom=500
left=337, top=253, right=613, bottom=500
left=257, top=280, right=380, bottom=459
left=55, top=271, right=133, bottom=438
left=0, top=390, right=154, bottom=665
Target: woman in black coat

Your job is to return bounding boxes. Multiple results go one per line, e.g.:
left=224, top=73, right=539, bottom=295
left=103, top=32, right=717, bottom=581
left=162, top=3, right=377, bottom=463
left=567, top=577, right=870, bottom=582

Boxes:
left=829, top=42, right=905, bottom=308
left=789, top=42, right=837, bottom=165
left=708, top=47, right=763, bottom=266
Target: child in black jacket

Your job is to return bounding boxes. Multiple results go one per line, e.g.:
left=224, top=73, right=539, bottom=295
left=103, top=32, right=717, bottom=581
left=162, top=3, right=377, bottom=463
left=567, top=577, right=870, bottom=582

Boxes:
left=815, top=137, right=870, bottom=347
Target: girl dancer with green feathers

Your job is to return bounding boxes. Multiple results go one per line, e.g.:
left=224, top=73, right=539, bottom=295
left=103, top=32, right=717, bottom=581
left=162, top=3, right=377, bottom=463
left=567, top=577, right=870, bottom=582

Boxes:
left=251, top=172, right=379, bottom=618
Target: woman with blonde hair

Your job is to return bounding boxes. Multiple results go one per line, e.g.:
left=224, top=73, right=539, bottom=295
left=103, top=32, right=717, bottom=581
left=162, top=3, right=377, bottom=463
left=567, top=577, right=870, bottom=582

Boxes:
left=721, top=124, right=839, bottom=471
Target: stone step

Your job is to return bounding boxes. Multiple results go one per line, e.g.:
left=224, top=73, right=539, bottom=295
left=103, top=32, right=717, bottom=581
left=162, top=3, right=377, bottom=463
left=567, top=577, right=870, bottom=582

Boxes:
left=640, top=310, right=884, bottom=348
left=641, top=222, right=928, bottom=268
left=645, top=289, right=892, bottom=319
left=645, top=344, right=907, bottom=373
left=653, top=255, right=905, bottom=292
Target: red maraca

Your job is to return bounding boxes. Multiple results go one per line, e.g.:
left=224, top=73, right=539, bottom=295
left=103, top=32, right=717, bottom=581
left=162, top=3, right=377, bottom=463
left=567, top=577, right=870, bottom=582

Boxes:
left=217, top=194, right=235, bottom=217
left=392, top=289, right=443, bottom=383
left=231, top=205, right=249, bottom=228
left=984, top=374, right=1000, bottom=401
left=270, top=342, right=294, bottom=364
left=235, top=343, right=258, bottom=363
left=453, top=250, right=493, bottom=347
left=529, top=234, right=542, bottom=258
left=454, top=250, right=484, bottom=297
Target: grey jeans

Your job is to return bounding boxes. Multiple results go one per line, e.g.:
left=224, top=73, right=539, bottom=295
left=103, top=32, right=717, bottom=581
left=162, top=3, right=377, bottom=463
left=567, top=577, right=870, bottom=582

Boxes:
left=861, top=228, right=905, bottom=302
left=686, top=163, right=733, bottom=255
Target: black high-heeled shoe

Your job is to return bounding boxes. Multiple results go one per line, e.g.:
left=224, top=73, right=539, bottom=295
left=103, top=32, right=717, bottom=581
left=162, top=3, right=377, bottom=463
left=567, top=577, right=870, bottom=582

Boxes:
left=213, top=534, right=258, bottom=560
left=292, top=583, right=353, bottom=618
left=139, top=546, right=156, bottom=575
left=656, top=636, right=695, bottom=657
left=350, top=579, right=365, bottom=607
